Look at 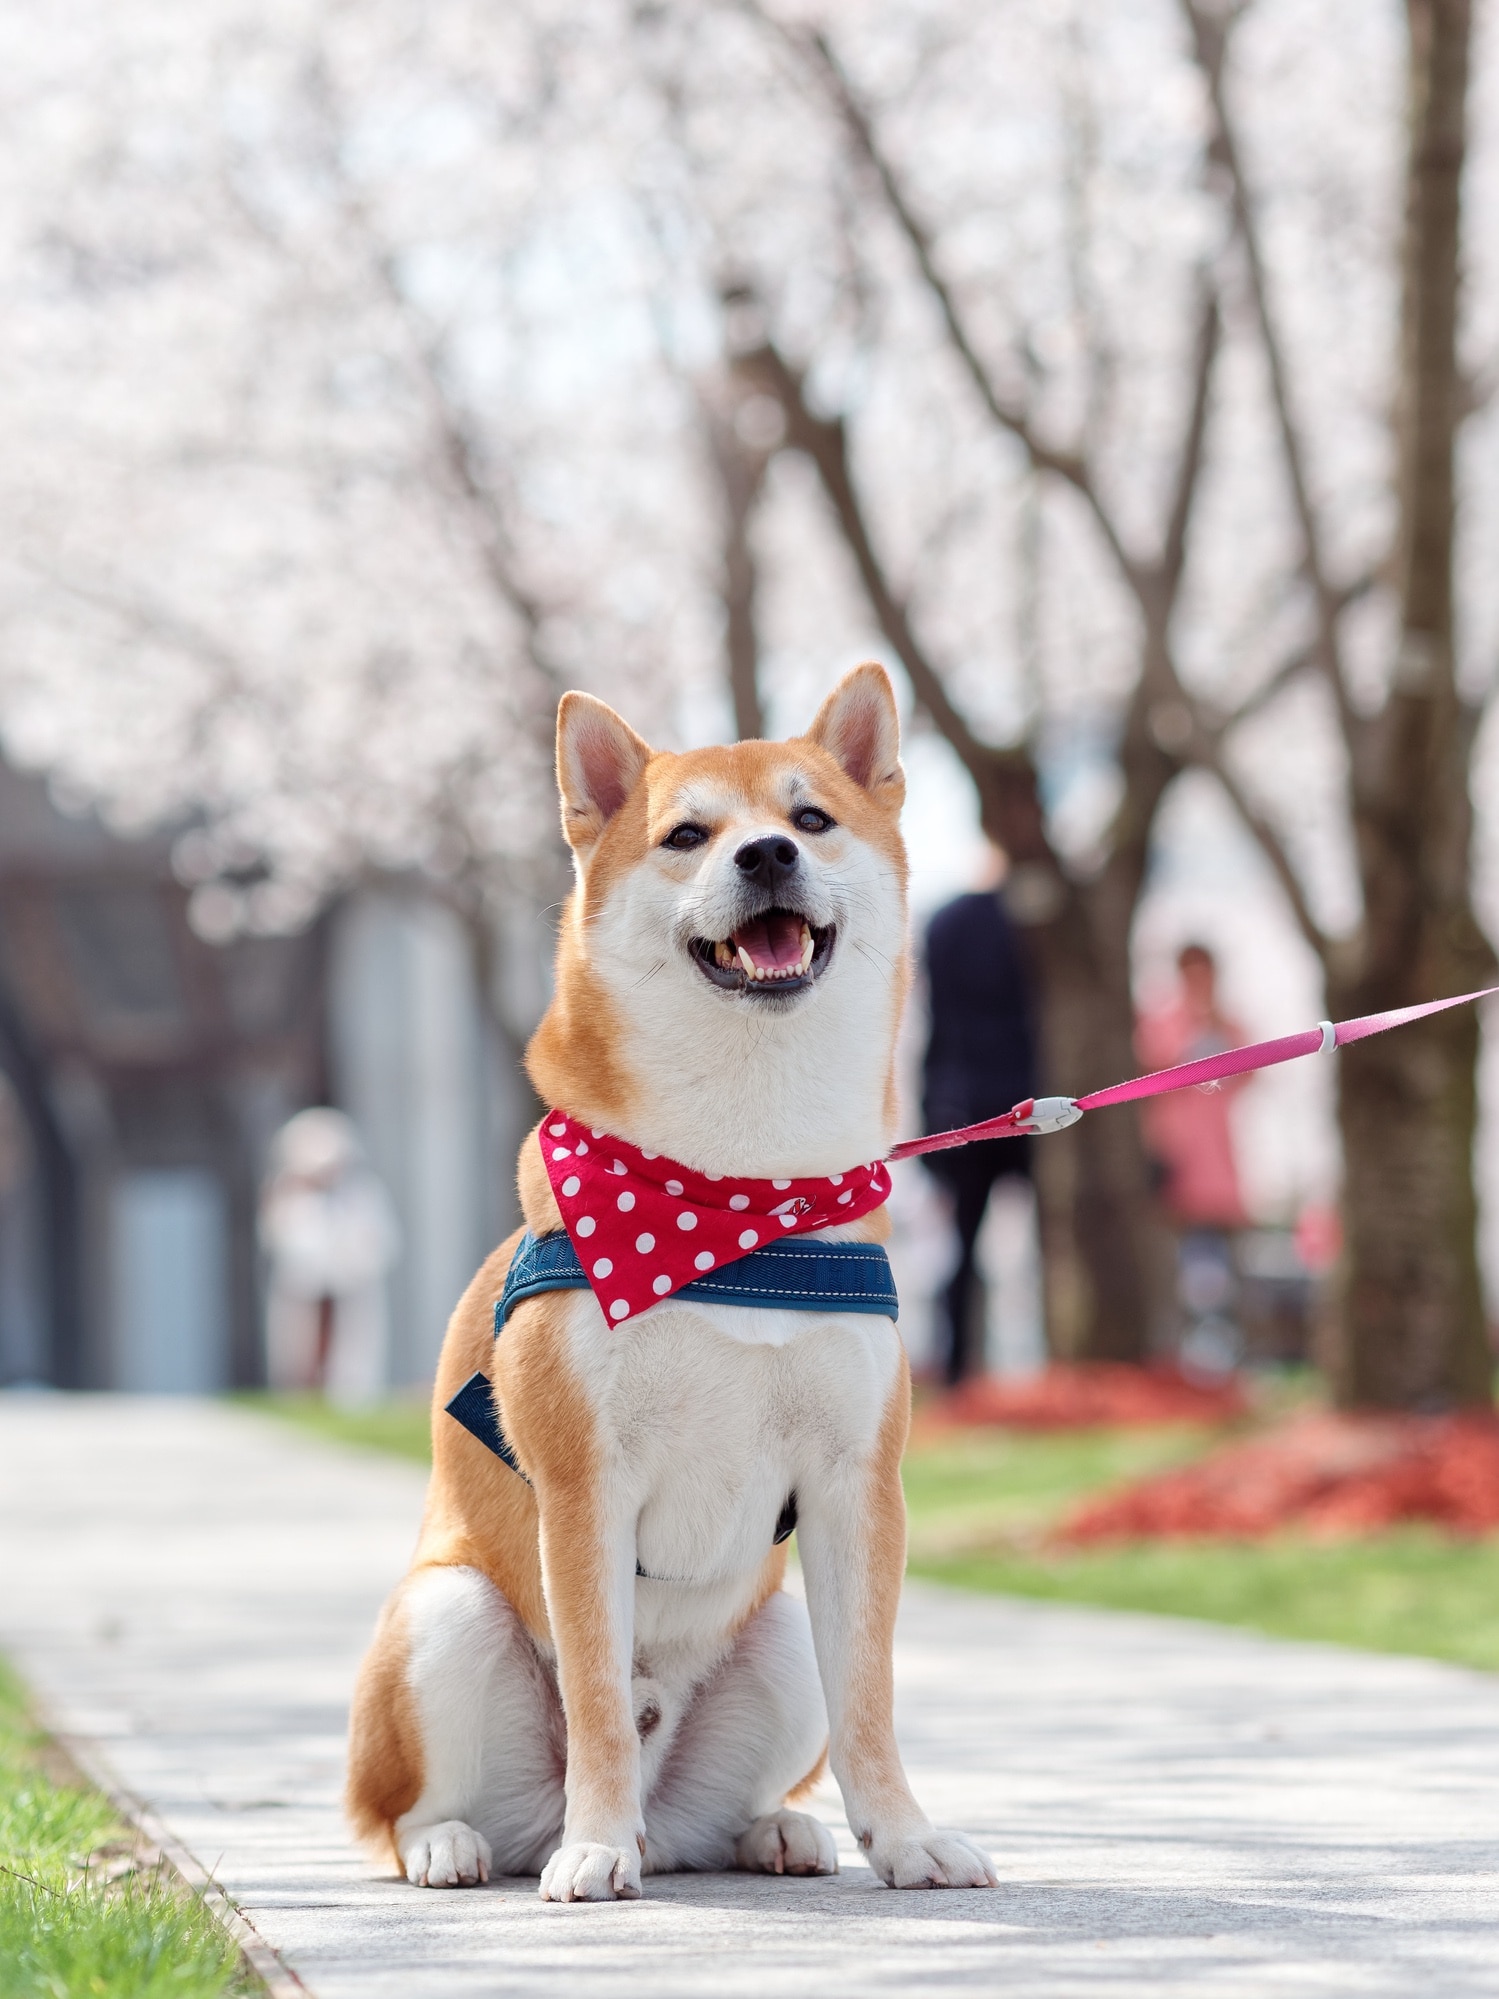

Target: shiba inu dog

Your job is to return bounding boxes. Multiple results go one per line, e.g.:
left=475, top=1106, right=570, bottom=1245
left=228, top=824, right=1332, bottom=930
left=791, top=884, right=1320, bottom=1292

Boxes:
left=346, top=664, right=997, bottom=1900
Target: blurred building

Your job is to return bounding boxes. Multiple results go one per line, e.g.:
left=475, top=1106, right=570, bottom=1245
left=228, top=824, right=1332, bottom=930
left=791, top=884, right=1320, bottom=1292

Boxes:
left=0, top=762, right=524, bottom=1394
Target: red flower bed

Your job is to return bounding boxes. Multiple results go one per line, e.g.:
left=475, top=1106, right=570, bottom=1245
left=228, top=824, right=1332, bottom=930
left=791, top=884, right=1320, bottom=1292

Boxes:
left=921, top=1362, right=1249, bottom=1433
left=1055, top=1410, right=1499, bottom=1543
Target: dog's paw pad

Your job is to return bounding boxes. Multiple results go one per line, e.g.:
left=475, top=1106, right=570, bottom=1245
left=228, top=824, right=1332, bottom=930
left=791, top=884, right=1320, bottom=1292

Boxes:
left=400, top=1819, right=492, bottom=1888
left=736, top=1807, right=838, bottom=1877
left=539, top=1841, right=642, bottom=1902
left=873, top=1827, right=997, bottom=1890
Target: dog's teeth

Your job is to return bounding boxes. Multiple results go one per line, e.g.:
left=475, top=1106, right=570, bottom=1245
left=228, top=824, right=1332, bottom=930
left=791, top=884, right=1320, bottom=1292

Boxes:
left=715, top=940, right=735, bottom=970
left=799, top=926, right=814, bottom=973
left=737, top=945, right=756, bottom=979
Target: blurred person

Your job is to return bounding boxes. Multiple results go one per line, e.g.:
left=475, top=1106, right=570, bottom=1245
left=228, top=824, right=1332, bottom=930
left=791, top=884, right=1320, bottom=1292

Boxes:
left=1136, top=943, right=1250, bottom=1371
left=259, top=1107, right=399, bottom=1406
left=920, top=845, right=1037, bottom=1385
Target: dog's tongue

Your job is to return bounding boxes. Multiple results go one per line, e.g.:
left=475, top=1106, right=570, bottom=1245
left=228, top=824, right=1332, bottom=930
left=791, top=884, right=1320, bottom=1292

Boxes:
left=732, top=911, right=806, bottom=973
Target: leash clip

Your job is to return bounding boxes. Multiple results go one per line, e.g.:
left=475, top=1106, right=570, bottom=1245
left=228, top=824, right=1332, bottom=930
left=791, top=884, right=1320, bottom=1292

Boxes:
left=1012, top=1095, right=1083, bottom=1135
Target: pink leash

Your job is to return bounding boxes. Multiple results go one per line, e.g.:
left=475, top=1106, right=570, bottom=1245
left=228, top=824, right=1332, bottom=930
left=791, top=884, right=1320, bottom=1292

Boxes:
left=888, top=984, right=1499, bottom=1163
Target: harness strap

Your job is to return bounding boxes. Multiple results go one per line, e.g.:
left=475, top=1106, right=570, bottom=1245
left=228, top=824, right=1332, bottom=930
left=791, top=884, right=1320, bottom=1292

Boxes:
left=444, top=1229, right=893, bottom=1577
left=496, top=1228, right=898, bottom=1328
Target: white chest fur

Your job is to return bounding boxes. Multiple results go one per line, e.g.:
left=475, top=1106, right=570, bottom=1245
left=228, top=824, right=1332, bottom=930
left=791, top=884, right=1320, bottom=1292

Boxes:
left=548, top=1287, right=901, bottom=1649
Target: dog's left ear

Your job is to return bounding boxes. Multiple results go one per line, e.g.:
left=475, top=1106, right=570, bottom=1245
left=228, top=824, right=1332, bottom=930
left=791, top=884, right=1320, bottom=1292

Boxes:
left=557, top=692, right=653, bottom=851
left=805, top=663, right=904, bottom=803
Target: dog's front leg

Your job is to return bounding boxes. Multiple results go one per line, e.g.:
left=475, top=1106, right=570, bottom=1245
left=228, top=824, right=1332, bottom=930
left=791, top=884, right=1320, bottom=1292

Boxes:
left=798, top=1360, right=998, bottom=1891
left=533, top=1477, right=644, bottom=1902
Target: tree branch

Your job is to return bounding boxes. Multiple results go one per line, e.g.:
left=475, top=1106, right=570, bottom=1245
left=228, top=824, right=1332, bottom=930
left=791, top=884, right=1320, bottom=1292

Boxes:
left=761, top=10, right=1147, bottom=598
left=1193, top=741, right=1332, bottom=958
left=1209, top=567, right=1381, bottom=734
left=1159, top=284, right=1221, bottom=600
left=1181, top=0, right=1358, bottom=740
left=737, top=335, right=1059, bottom=864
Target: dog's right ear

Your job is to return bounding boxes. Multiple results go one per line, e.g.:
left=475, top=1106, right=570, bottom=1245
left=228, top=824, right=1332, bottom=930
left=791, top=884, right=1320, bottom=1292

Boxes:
left=556, top=692, right=653, bottom=851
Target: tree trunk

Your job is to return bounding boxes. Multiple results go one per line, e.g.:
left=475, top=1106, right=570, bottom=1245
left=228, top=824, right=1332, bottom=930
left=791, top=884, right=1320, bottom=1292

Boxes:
left=1334, top=988, right=1488, bottom=1405
left=966, top=745, right=1166, bottom=1363
left=743, top=339, right=1172, bottom=1364
left=704, top=404, right=768, bottom=741
left=1333, top=0, right=1494, bottom=1408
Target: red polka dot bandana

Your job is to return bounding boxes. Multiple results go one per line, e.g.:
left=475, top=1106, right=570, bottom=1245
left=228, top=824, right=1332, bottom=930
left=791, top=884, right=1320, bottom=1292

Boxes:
left=538, top=1110, right=892, bottom=1325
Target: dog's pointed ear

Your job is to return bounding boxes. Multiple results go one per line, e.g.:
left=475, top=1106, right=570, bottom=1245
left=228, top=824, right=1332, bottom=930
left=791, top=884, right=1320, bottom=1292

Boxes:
left=557, top=692, right=653, bottom=849
left=805, top=663, right=904, bottom=802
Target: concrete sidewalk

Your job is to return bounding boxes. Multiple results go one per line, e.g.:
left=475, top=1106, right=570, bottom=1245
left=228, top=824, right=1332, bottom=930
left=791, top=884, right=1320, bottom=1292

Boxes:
left=2, top=1397, right=1498, bottom=1997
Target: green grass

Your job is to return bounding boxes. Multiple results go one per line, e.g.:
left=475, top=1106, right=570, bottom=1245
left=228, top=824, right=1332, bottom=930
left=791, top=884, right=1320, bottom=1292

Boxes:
left=0, top=1660, right=252, bottom=1999
left=232, top=1390, right=433, bottom=1465
left=899, top=1424, right=1499, bottom=1673
left=906, top=1530, right=1499, bottom=1672
left=238, top=1391, right=1499, bottom=1675
left=900, top=1425, right=1216, bottom=1545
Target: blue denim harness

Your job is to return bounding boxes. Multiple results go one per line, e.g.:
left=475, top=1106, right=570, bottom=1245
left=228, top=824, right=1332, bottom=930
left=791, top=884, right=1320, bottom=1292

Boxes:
left=443, top=1230, right=898, bottom=1574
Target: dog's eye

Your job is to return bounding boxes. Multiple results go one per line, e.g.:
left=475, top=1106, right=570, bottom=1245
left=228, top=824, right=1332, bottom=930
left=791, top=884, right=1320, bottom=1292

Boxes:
left=663, top=823, right=709, bottom=851
left=792, top=807, right=834, bottom=834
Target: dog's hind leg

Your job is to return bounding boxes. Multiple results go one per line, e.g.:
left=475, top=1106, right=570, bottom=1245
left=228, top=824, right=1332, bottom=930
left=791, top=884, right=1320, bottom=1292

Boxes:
left=641, top=1588, right=837, bottom=1877
left=352, top=1564, right=565, bottom=1887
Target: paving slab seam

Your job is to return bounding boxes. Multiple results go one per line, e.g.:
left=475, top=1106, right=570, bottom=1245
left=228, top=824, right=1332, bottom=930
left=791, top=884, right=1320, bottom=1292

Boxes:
left=37, top=1701, right=310, bottom=1998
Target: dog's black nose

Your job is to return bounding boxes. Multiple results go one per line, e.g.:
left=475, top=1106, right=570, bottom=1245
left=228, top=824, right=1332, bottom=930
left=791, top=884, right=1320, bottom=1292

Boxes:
left=734, top=835, right=801, bottom=890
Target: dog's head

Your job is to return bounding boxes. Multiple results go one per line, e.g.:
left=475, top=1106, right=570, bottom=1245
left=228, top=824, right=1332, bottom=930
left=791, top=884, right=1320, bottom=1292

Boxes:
left=525, top=665, right=909, bottom=1177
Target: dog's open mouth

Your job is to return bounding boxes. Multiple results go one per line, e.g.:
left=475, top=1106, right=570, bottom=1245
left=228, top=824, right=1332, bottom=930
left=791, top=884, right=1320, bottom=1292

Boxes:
left=689, top=910, right=836, bottom=995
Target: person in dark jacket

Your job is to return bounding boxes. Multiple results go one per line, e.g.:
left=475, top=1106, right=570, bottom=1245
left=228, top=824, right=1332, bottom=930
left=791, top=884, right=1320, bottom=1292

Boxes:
left=921, top=858, right=1038, bottom=1384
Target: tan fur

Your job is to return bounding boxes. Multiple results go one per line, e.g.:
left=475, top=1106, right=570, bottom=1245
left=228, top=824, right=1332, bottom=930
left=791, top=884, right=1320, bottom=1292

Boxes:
left=784, top=1748, right=830, bottom=1807
left=834, top=1353, right=916, bottom=1845
left=346, top=1588, right=423, bottom=1863
left=347, top=666, right=994, bottom=1895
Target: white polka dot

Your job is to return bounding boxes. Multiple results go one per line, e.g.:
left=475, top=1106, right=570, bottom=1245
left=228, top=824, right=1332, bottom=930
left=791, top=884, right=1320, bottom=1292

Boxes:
left=705, top=1173, right=724, bottom=1182
left=609, top=1160, right=627, bottom=1176
left=665, top=1179, right=683, bottom=1196
left=729, top=1194, right=750, bottom=1211
left=591, top=1128, right=604, bottom=1138
left=548, top=1123, right=567, bottom=1137
left=738, top=1229, right=758, bottom=1249
left=551, top=1146, right=571, bottom=1161
left=575, top=1141, right=589, bottom=1155
left=694, top=1251, right=715, bottom=1271
left=561, top=1176, right=580, bottom=1197
left=576, top=1215, right=596, bottom=1237
left=829, top=1173, right=843, bottom=1186
left=837, top=1191, right=852, bottom=1205
left=652, top=1274, right=672, bottom=1296
left=780, top=1213, right=797, bottom=1227
left=609, top=1300, right=629, bottom=1320
left=593, top=1258, right=613, bottom=1278
left=641, top=1150, right=658, bottom=1160
left=617, top=1191, right=636, bottom=1212
left=676, top=1211, right=697, bottom=1231
left=635, top=1232, right=656, bottom=1254
left=772, top=1178, right=791, bottom=1190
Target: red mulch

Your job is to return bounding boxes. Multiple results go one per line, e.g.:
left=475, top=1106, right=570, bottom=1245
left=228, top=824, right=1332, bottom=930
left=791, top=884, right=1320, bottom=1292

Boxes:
left=1055, top=1410, right=1499, bottom=1543
left=919, top=1363, right=1249, bottom=1433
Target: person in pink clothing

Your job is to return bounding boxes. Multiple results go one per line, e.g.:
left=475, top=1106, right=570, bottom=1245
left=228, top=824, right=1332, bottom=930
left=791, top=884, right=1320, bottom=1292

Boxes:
left=1136, top=943, right=1250, bottom=1230
left=1136, top=944, right=1250, bottom=1370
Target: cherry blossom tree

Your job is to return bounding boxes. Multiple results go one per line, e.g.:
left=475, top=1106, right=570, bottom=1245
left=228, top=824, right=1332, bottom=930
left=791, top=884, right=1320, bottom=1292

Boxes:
left=635, top=0, right=1499, bottom=1397
left=0, top=0, right=718, bottom=1024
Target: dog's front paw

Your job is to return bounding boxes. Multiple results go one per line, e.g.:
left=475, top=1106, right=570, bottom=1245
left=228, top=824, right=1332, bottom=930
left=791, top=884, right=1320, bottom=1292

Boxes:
left=539, top=1840, right=643, bottom=1902
left=736, top=1807, right=839, bottom=1877
left=400, top=1819, right=491, bottom=1888
left=868, top=1825, right=997, bottom=1890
